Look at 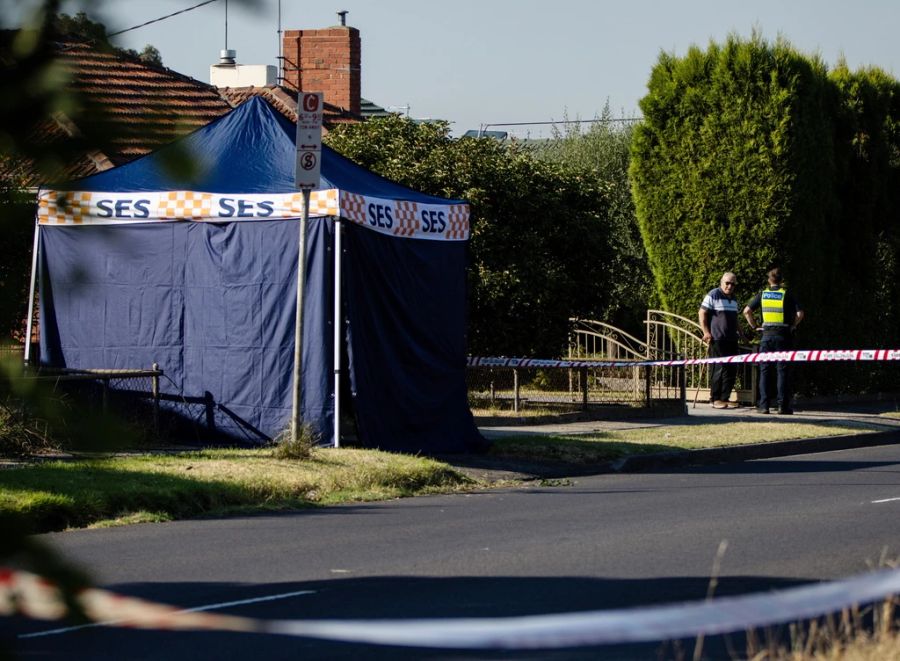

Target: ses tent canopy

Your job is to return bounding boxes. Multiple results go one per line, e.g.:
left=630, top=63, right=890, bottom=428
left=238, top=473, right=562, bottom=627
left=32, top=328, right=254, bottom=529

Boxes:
left=35, top=96, right=484, bottom=454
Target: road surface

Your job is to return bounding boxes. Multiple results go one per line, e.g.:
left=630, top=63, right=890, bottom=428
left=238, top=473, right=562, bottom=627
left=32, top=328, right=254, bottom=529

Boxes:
left=6, top=443, right=900, bottom=659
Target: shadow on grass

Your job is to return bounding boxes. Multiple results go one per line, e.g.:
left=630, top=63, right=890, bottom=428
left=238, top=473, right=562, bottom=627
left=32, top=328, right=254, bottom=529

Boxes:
left=489, top=435, right=675, bottom=464
left=0, top=464, right=317, bottom=535
left=484, top=414, right=892, bottom=461
left=453, top=419, right=900, bottom=481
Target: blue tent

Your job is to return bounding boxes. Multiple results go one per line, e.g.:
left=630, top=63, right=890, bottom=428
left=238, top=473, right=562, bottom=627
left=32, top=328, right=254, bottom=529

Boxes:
left=36, top=96, right=485, bottom=453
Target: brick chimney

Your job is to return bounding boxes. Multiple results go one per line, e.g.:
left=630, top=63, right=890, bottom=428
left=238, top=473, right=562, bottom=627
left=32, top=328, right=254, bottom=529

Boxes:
left=281, top=26, right=361, bottom=115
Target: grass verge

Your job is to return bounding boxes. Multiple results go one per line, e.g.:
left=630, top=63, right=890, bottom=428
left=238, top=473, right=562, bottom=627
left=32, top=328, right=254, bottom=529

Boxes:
left=1, top=419, right=892, bottom=534
left=489, top=420, right=885, bottom=464
left=0, top=448, right=473, bottom=534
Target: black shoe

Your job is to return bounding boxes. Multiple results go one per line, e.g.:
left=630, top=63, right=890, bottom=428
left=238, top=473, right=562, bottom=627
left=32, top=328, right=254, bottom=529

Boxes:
left=777, top=408, right=794, bottom=415
left=756, top=407, right=770, bottom=414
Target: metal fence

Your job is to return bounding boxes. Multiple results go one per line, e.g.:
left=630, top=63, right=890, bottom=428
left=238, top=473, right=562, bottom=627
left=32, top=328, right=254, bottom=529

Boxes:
left=2, top=359, right=165, bottom=443
left=570, top=312, right=758, bottom=406
left=468, top=310, right=768, bottom=415
left=466, top=362, right=686, bottom=414
left=0, top=344, right=25, bottom=363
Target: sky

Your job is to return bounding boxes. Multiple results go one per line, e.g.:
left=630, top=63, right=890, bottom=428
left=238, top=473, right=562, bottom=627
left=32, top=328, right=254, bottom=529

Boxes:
left=7, top=0, right=900, bottom=137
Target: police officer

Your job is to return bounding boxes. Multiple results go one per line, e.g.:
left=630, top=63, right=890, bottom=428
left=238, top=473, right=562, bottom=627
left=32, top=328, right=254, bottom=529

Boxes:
left=743, top=267, right=804, bottom=414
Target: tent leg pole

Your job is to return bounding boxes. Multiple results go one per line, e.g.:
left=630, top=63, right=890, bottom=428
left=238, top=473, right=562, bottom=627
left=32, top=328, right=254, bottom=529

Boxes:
left=333, top=218, right=342, bottom=448
left=24, top=221, right=40, bottom=367
left=291, top=189, right=311, bottom=443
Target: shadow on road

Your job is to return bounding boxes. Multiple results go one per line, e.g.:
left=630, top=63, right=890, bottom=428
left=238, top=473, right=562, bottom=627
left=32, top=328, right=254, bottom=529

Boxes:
left=6, top=573, right=816, bottom=660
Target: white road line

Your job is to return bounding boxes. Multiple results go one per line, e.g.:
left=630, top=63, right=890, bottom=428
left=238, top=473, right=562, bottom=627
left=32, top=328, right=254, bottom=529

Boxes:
left=872, top=497, right=900, bottom=504
left=19, top=589, right=316, bottom=639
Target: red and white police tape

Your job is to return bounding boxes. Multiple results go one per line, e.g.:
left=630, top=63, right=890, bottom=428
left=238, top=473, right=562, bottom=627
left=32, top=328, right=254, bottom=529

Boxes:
left=4, top=566, right=900, bottom=648
left=469, top=349, right=900, bottom=370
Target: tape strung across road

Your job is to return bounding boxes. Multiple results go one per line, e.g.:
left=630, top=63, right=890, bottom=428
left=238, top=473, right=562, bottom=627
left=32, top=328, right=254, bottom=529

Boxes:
left=469, top=349, right=900, bottom=370
left=5, top=566, right=900, bottom=648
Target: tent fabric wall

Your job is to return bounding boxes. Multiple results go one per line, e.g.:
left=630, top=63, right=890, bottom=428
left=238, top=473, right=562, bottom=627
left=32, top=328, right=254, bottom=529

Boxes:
left=36, top=97, right=483, bottom=453
left=39, top=218, right=334, bottom=443
left=343, top=223, right=482, bottom=454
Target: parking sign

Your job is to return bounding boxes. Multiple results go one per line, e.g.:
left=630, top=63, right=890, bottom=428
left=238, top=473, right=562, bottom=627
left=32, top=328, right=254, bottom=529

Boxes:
left=295, top=92, right=323, bottom=189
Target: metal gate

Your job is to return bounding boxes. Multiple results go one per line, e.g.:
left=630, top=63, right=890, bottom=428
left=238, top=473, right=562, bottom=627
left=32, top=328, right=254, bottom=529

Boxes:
left=569, top=310, right=756, bottom=406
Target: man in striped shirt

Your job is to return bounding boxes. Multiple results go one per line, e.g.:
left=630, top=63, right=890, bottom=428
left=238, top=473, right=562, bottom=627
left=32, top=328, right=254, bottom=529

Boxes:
left=699, top=272, right=741, bottom=409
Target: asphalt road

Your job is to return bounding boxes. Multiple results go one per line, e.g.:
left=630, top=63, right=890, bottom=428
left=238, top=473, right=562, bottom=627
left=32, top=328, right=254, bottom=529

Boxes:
left=6, top=443, right=900, bottom=660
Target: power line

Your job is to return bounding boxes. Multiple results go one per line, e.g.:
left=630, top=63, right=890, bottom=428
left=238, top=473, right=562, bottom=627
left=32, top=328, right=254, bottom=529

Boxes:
left=107, top=0, right=222, bottom=38
left=478, top=117, right=642, bottom=138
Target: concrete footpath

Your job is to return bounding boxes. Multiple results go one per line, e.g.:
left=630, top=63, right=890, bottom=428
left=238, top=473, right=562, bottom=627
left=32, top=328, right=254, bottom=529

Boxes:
left=447, top=400, right=900, bottom=483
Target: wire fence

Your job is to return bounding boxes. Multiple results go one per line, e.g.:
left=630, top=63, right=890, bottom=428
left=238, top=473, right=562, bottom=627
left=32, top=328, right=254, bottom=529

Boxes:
left=0, top=344, right=25, bottom=362
left=1, top=358, right=165, bottom=450
left=466, top=362, right=686, bottom=415
left=30, top=366, right=163, bottom=427
left=3, top=341, right=688, bottom=447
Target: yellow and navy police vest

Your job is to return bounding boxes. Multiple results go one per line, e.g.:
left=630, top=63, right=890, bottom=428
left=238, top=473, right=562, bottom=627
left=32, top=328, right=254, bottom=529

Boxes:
left=761, top=287, right=787, bottom=327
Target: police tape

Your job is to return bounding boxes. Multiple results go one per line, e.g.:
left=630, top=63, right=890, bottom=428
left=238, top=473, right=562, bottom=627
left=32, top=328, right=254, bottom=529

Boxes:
left=469, top=349, right=900, bottom=370
left=5, top=566, right=900, bottom=648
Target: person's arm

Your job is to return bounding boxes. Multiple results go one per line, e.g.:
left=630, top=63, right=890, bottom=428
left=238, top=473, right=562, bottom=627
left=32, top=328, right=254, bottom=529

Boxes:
left=698, top=307, right=712, bottom=343
left=743, top=294, right=762, bottom=330
left=742, top=305, right=757, bottom=329
left=792, top=309, right=805, bottom=330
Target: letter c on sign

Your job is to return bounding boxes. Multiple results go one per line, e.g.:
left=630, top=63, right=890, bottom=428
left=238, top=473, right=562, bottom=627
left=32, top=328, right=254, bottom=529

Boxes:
left=303, top=93, right=320, bottom=112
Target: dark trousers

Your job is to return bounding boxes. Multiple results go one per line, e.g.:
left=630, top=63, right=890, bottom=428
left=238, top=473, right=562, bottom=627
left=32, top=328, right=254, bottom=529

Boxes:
left=709, top=338, right=738, bottom=402
left=759, top=333, right=791, bottom=410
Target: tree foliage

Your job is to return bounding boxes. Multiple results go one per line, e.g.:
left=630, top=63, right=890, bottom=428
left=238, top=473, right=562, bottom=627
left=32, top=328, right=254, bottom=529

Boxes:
left=53, top=11, right=163, bottom=66
left=537, top=103, right=654, bottom=334
left=0, top=5, right=169, bottom=340
left=325, top=116, right=615, bottom=357
left=0, top=0, right=118, bottom=625
left=828, top=63, right=900, bottom=345
left=0, top=4, right=115, bottom=340
left=631, top=33, right=837, bottom=338
left=631, top=32, right=900, bottom=393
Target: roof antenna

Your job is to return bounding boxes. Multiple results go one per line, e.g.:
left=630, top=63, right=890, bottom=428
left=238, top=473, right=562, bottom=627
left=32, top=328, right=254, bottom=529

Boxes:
left=337, top=10, right=348, bottom=26
left=224, top=0, right=229, bottom=50
left=277, top=0, right=282, bottom=82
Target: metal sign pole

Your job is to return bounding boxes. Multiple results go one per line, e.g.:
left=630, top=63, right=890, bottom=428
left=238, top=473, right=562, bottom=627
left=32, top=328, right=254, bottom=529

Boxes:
left=332, top=218, right=342, bottom=448
left=291, top=91, right=322, bottom=443
left=291, top=189, right=310, bottom=442
left=24, top=220, right=40, bottom=366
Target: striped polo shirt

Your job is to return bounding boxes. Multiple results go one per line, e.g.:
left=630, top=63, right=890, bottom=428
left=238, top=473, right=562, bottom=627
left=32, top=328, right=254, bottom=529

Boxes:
left=700, top=287, right=739, bottom=340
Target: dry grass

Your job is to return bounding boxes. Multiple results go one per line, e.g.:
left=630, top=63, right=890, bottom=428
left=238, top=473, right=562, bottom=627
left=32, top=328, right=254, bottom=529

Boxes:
left=0, top=448, right=474, bottom=532
left=470, top=405, right=574, bottom=418
left=738, top=600, right=900, bottom=660
left=609, top=420, right=880, bottom=447
left=490, top=420, right=884, bottom=464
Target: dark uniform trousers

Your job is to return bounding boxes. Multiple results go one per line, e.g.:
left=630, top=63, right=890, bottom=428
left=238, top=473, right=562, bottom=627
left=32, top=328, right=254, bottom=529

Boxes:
left=759, top=332, right=791, bottom=410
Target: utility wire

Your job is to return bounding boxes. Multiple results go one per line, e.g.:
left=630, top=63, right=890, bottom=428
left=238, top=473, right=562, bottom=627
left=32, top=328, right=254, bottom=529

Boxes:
left=107, top=0, right=222, bottom=37
left=481, top=117, right=640, bottom=130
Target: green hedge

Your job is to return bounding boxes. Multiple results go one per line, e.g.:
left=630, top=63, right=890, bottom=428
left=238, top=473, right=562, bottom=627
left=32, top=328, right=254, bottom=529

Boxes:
left=631, top=33, right=900, bottom=393
left=0, top=198, right=36, bottom=341
left=829, top=64, right=900, bottom=346
left=631, top=34, right=836, bottom=331
left=325, top=116, right=614, bottom=357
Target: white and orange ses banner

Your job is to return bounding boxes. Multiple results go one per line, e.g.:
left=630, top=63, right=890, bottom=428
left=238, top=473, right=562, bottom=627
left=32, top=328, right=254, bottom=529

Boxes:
left=37, top=189, right=470, bottom=242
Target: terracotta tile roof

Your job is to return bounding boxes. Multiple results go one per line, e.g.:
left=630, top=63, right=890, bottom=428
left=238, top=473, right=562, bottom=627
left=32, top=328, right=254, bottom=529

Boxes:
left=2, top=37, right=364, bottom=188
left=56, top=39, right=233, bottom=164
left=219, top=85, right=362, bottom=131
left=2, top=37, right=233, bottom=186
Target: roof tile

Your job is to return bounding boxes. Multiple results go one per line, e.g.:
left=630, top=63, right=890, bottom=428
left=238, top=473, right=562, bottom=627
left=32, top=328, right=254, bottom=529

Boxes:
left=3, top=37, right=362, bottom=187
